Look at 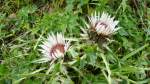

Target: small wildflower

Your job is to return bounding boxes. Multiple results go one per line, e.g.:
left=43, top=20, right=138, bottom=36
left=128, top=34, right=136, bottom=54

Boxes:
left=39, top=33, right=70, bottom=62
left=81, top=12, right=119, bottom=44
left=88, top=12, right=119, bottom=36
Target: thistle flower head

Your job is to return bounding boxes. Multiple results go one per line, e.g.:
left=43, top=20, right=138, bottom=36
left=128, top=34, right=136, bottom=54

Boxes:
left=39, top=33, right=70, bottom=62
left=88, top=12, right=119, bottom=36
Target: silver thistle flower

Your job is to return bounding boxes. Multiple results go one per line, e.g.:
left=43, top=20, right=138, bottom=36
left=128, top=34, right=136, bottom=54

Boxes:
left=39, top=33, right=70, bottom=62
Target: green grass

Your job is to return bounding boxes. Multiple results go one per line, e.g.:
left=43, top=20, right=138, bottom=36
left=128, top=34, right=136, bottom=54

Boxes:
left=0, top=0, right=150, bottom=84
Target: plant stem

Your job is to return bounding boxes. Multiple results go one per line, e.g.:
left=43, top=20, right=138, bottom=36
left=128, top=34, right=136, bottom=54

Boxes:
left=101, top=53, right=112, bottom=84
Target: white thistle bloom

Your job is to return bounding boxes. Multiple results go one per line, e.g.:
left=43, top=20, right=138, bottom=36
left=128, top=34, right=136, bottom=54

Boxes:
left=39, top=33, right=70, bottom=62
left=88, top=12, right=119, bottom=36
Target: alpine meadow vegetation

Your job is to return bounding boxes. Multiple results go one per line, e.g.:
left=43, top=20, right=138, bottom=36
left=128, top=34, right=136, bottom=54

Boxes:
left=0, top=0, right=150, bottom=84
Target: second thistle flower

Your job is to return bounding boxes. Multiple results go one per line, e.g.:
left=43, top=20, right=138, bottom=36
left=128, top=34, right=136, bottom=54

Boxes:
left=86, top=12, right=119, bottom=43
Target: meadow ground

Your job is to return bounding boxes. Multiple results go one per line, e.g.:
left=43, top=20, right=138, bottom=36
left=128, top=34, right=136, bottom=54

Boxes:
left=0, top=0, right=150, bottom=84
